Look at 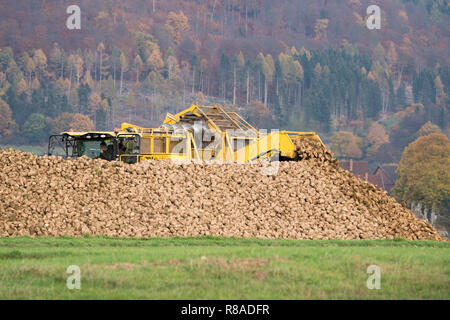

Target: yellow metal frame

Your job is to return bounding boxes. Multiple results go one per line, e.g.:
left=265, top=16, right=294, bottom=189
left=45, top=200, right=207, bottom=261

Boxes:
left=61, top=105, right=323, bottom=163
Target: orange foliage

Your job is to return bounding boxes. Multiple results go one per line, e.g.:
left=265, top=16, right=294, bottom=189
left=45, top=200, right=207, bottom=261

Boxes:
left=0, top=98, right=17, bottom=137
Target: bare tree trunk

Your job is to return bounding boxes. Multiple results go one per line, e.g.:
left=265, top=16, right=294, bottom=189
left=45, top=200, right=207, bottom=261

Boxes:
left=60, top=55, right=64, bottom=78
left=264, top=79, right=268, bottom=106
left=211, top=0, right=217, bottom=21
left=99, top=50, right=103, bottom=89
left=249, top=76, right=252, bottom=102
left=245, top=0, right=248, bottom=35
left=396, top=64, right=404, bottom=91
left=288, top=86, right=290, bottom=103
left=68, top=66, right=73, bottom=97
left=233, top=66, right=237, bottom=105
left=113, top=60, right=116, bottom=89
left=200, top=70, right=204, bottom=92
left=192, top=67, right=195, bottom=94
left=299, top=83, right=302, bottom=108
left=246, top=70, right=250, bottom=104
left=258, top=72, right=261, bottom=101
left=99, top=50, right=103, bottom=82
left=94, top=52, right=97, bottom=84
left=195, top=11, right=199, bottom=36
left=120, top=68, right=124, bottom=95
left=183, top=81, right=185, bottom=106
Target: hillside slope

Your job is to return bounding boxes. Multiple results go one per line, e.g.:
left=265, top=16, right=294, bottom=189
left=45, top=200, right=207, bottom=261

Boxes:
left=1, top=0, right=449, bottom=69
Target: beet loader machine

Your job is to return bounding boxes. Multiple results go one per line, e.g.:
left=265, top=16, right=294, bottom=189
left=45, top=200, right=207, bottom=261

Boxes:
left=48, top=104, right=328, bottom=164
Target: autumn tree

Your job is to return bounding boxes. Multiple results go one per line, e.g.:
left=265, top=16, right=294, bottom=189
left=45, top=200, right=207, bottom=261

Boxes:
left=0, top=72, right=10, bottom=97
left=293, top=60, right=304, bottom=102
left=50, top=113, right=74, bottom=134
left=314, top=19, right=328, bottom=41
left=392, top=133, right=450, bottom=216
left=0, top=98, right=16, bottom=137
left=136, top=32, right=155, bottom=61
left=193, top=91, right=205, bottom=106
left=232, top=52, right=245, bottom=105
left=50, top=112, right=94, bottom=134
left=94, top=11, right=113, bottom=33
left=88, top=92, right=107, bottom=114
left=314, top=63, right=322, bottom=77
left=32, top=49, right=47, bottom=81
left=165, top=11, right=190, bottom=45
left=435, top=76, right=447, bottom=104
left=0, top=47, right=14, bottom=71
left=262, top=54, right=275, bottom=107
left=386, top=41, right=399, bottom=85
left=330, top=131, right=363, bottom=159
left=68, top=54, right=84, bottom=86
left=416, top=121, right=442, bottom=137
left=166, top=55, right=180, bottom=82
left=134, top=55, right=143, bottom=83
left=255, top=53, right=266, bottom=102
left=278, top=51, right=303, bottom=106
left=366, top=122, right=389, bottom=159
left=22, top=113, right=48, bottom=143
left=16, top=78, right=28, bottom=96
left=6, top=59, right=24, bottom=85
left=88, top=92, right=109, bottom=126
left=49, top=43, right=64, bottom=78
left=398, top=35, right=415, bottom=79
left=147, top=46, right=164, bottom=73
left=19, top=52, right=35, bottom=86
left=70, top=113, right=95, bottom=132
left=135, top=32, right=164, bottom=78
left=31, top=77, right=40, bottom=90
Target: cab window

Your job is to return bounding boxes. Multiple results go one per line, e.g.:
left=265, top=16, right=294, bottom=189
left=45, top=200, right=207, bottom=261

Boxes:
left=76, top=140, right=114, bottom=159
left=118, top=135, right=140, bottom=155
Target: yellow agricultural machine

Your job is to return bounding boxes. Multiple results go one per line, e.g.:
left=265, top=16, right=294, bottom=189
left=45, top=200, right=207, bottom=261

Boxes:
left=48, top=105, right=324, bottom=163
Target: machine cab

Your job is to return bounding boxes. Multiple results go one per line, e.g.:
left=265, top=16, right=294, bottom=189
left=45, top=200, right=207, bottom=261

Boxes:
left=48, top=131, right=140, bottom=162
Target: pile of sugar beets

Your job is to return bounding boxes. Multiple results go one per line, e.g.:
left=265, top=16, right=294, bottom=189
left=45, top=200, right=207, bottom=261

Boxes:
left=0, top=140, right=444, bottom=240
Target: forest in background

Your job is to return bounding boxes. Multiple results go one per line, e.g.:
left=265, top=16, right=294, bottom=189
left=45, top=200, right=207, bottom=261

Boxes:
left=0, top=0, right=449, bottom=225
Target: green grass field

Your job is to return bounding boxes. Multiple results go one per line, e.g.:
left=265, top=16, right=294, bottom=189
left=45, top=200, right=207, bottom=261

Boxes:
left=0, top=237, right=448, bottom=299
